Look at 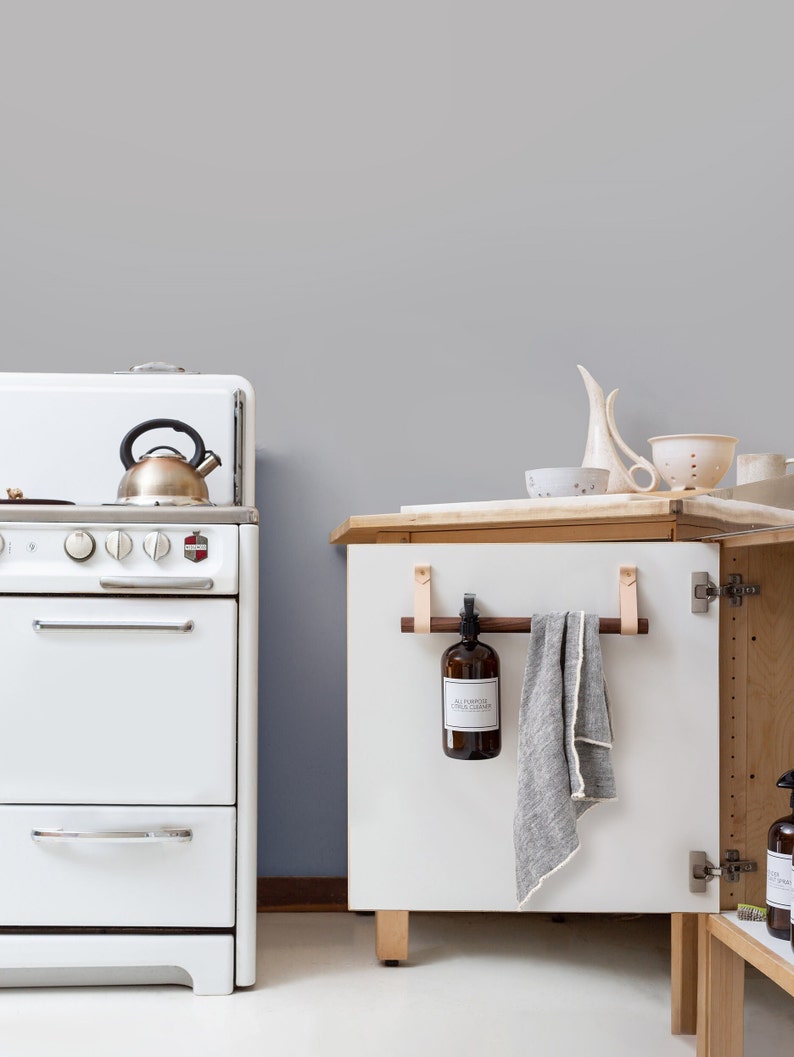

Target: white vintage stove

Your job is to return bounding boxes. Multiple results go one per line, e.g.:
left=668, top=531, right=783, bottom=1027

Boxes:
left=0, top=364, right=258, bottom=995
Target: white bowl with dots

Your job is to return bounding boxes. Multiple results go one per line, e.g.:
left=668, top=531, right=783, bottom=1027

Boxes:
left=525, top=467, right=610, bottom=498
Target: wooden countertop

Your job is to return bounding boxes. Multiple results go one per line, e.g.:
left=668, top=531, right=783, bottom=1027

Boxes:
left=329, top=492, right=794, bottom=546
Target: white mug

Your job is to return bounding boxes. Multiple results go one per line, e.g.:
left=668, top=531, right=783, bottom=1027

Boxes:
left=736, top=453, right=794, bottom=486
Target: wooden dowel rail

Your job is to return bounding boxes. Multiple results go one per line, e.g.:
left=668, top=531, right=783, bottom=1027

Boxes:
left=401, top=616, right=649, bottom=634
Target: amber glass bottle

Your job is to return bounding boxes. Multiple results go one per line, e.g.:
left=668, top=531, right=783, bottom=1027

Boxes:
left=766, top=769, right=794, bottom=940
left=441, top=594, right=500, bottom=761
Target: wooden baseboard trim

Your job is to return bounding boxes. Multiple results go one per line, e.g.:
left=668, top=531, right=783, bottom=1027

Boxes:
left=257, top=876, right=348, bottom=912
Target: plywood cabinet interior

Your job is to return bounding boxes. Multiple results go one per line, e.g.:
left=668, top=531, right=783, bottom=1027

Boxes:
left=717, top=541, right=794, bottom=913
left=695, top=539, right=794, bottom=1054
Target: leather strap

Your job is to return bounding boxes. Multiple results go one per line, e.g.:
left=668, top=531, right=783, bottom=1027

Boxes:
left=619, top=565, right=638, bottom=635
left=414, top=564, right=431, bottom=634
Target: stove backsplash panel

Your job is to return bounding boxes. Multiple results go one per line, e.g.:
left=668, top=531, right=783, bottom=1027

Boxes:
left=0, top=372, right=255, bottom=507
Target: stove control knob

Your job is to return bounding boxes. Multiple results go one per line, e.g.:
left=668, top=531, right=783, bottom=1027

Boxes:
left=105, top=530, right=133, bottom=561
left=64, top=530, right=96, bottom=562
left=0, top=534, right=4, bottom=555
left=143, top=530, right=171, bottom=561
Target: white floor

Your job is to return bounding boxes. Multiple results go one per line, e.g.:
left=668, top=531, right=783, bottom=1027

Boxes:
left=2, top=912, right=794, bottom=1056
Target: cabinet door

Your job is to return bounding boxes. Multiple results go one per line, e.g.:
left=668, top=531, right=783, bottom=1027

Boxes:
left=348, top=542, right=720, bottom=913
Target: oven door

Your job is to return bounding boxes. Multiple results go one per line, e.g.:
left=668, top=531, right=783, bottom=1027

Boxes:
left=0, top=597, right=237, bottom=805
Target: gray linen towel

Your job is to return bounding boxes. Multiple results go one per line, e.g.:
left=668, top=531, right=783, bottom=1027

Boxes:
left=514, top=611, right=616, bottom=909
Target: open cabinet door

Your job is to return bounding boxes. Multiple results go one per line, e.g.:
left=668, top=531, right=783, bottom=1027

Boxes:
left=348, top=541, right=721, bottom=914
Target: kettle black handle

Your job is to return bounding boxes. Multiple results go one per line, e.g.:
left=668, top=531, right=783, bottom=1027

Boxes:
left=120, top=418, right=206, bottom=470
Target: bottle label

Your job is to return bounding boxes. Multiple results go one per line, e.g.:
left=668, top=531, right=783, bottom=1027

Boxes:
left=443, top=677, right=499, bottom=732
left=767, top=849, right=792, bottom=910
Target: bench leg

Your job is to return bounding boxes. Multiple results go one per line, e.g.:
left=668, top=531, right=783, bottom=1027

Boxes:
left=697, top=916, right=745, bottom=1057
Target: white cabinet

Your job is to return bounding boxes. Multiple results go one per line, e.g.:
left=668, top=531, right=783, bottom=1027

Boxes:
left=348, top=541, right=721, bottom=916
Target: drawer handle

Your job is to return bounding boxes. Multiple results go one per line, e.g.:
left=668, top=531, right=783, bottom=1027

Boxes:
left=32, top=620, right=195, bottom=633
left=99, top=577, right=214, bottom=591
left=31, top=828, right=193, bottom=843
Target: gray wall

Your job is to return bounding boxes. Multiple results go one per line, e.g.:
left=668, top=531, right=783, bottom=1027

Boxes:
left=2, top=2, right=793, bottom=876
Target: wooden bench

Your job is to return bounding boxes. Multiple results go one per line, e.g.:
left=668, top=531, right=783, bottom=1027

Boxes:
left=698, top=911, right=794, bottom=1056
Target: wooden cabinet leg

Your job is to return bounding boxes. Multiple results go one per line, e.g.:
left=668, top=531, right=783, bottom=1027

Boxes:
left=671, top=912, right=699, bottom=1034
left=375, top=910, right=409, bottom=965
left=699, top=922, right=744, bottom=1057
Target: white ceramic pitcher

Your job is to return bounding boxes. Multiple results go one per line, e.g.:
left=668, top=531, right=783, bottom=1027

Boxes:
left=578, top=365, right=661, bottom=493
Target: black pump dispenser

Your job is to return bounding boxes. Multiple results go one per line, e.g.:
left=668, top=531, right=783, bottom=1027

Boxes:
left=459, top=594, right=480, bottom=638
left=778, top=770, right=794, bottom=807
left=766, top=770, right=794, bottom=939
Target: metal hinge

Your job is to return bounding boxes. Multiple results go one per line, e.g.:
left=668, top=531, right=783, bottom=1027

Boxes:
left=691, top=572, right=761, bottom=612
left=689, top=849, right=758, bottom=892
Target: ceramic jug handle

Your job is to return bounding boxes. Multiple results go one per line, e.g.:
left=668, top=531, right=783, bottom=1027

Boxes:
left=605, top=390, right=661, bottom=493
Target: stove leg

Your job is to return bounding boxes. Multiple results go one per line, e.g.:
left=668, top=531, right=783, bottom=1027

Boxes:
left=375, top=910, right=409, bottom=965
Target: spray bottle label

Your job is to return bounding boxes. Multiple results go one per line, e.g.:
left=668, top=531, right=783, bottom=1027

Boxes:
left=767, top=850, right=792, bottom=910
left=443, top=677, right=499, bottom=732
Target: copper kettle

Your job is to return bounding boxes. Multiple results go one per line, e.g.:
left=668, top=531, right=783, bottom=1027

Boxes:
left=116, top=418, right=221, bottom=506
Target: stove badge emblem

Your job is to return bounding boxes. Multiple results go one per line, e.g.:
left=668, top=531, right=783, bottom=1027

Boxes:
left=184, top=532, right=208, bottom=563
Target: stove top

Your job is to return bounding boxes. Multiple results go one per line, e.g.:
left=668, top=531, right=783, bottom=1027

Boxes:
left=0, top=504, right=258, bottom=525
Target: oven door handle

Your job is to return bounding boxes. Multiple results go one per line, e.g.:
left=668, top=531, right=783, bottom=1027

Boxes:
left=32, top=619, right=195, bottom=633
left=31, top=828, right=193, bottom=844
left=98, top=577, right=214, bottom=591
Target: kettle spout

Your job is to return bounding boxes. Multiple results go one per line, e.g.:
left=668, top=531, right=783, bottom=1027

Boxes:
left=197, top=451, right=222, bottom=478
